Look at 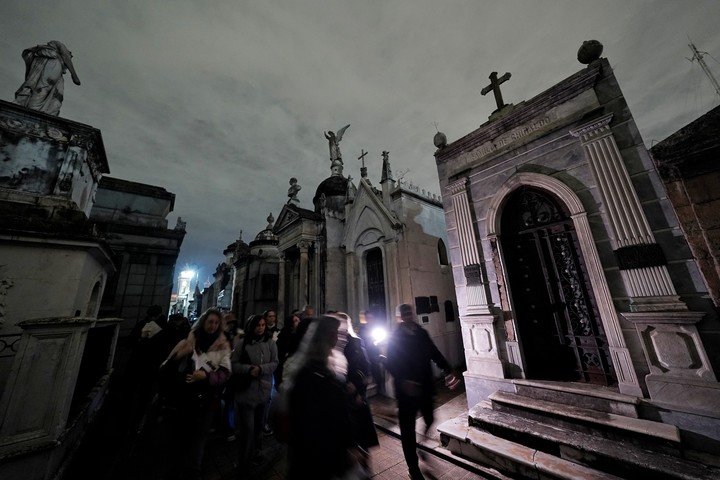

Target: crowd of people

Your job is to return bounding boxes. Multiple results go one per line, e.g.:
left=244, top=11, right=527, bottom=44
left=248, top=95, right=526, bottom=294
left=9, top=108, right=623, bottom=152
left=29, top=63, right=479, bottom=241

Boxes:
left=125, top=302, right=458, bottom=480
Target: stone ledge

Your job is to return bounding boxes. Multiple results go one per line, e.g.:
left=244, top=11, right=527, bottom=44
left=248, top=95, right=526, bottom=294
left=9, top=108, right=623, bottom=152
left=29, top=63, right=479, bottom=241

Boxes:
left=469, top=405, right=719, bottom=480
left=490, top=391, right=680, bottom=443
left=511, top=379, right=640, bottom=405
left=439, top=416, right=622, bottom=480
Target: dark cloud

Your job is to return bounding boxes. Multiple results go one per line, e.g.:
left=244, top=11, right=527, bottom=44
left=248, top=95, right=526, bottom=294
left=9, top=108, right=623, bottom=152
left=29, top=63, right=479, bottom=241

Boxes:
left=1, top=0, right=718, bottom=283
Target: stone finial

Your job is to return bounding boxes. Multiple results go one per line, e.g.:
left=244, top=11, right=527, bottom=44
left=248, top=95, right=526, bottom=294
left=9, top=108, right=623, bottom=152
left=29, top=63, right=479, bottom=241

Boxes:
left=174, top=217, right=187, bottom=231
left=14, top=41, right=81, bottom=116
left=381, top=150, right=394, bottom=183
left=266, top=212, right=275, bottom=229
left=578, top=40, right=603, bottom=64
left=433, top=131, right=447, bottom=149
left=287, top=177, right=301, bottom=203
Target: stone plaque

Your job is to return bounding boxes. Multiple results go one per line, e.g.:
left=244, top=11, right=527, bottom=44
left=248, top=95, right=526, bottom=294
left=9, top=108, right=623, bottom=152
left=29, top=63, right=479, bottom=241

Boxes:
left=464, top=263, right=483, bottom=286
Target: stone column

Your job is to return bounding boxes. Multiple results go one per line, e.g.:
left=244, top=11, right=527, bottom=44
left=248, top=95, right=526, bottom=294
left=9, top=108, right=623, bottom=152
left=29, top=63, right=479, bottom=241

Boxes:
left=571, top=114, right=719, bottom=406
left=298, top=240, right=310, bottom=308
left=569, top=114, right=682, bottom=311
left=445, top=178, right=504, bottom=380
left=277, top=253, right=286, bottom=318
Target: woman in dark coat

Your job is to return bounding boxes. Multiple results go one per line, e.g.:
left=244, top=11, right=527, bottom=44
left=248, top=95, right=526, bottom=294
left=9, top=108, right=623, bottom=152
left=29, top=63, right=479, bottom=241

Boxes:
left=160, top=308, right=231, bottom=479
left=284, top=315, right=363, bottom=480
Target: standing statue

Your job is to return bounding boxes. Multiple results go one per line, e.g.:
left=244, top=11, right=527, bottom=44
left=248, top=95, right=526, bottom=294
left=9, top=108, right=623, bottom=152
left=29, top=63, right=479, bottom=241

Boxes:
left=288, top=177, right=301, bottom=203
left=324, top=124, right=350, bottom=165
left=14, top=41, right=81, bottom=116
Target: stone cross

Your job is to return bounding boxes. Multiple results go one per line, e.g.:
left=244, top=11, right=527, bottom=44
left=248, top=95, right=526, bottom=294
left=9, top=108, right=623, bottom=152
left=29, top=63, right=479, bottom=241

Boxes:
left=358, top=149, right=368, bottom=178
left=481, top=71, right=512, bottom=111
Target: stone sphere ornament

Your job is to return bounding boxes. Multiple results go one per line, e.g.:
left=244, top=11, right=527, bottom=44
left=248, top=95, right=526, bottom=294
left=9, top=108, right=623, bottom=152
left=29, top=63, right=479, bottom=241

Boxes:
left=434, top=131, right=448, bottom=149
left=577, top=40, right=604, bottom=64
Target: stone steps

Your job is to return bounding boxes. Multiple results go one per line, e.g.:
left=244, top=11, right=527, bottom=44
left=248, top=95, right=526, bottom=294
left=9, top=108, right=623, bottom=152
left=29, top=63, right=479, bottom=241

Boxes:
left=513, top=379, right=640, bottom=418
left=489, top=391, right=680, bottom=454
left=469, top=404, right=719, bottom=480
left=439, top=416, right=623, bottom=480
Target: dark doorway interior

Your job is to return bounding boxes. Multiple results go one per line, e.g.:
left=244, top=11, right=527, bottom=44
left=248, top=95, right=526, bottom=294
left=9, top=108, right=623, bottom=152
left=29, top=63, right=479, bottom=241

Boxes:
left=500, top=187, right=614, bottom=386
left=365, top=247, right=387, bottom=321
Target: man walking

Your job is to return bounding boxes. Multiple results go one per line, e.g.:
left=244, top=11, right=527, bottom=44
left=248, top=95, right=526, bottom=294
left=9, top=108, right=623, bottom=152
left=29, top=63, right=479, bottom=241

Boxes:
left=385, top=303, right=457, bottom=480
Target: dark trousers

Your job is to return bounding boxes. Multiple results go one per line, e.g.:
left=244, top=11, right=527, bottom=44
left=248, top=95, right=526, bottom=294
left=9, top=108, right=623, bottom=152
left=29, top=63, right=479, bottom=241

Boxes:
left=397, top=394, right=434, bottom=473
left=235, top=400, right=266, bottom=478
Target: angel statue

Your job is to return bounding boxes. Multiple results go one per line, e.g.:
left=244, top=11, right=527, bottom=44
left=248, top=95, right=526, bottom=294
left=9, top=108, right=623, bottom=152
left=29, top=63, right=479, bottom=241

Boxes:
left=14, top=41, right=81, bottom=116
left=324, top=124, right=350, bottom=164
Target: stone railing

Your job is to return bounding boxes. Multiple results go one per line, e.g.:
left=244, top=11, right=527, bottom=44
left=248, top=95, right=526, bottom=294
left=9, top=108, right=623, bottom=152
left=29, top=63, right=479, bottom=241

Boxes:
left=395, top=179, right=442, bottom=203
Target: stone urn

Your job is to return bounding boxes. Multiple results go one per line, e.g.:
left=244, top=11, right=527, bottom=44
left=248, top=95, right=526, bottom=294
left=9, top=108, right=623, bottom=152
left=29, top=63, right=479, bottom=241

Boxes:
left=578, top=40, right=604, bottom=64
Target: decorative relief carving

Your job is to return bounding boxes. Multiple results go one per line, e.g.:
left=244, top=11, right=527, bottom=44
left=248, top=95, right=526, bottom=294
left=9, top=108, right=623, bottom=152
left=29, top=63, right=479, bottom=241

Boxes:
left=470, top=325, right=493, bottom=353
left=446, top=177, right=469, bottom=196
left=0, top=334, right=21, bottom=357
left=0, top=278, right=14, bottom=326
left=569, top=113, right=614, bottom=142
left=0, top=113, right=70, bottom=143
left=614, top=243, right=667, bottom=270
left=650, top=330, right=700, bottom=371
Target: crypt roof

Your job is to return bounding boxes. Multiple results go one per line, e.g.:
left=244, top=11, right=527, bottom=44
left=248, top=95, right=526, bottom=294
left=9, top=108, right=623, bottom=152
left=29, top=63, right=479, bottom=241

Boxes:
left=342, top=178, right=401, bottom=252
left=273, top=202, right=323, bottom=235
left=313, top=175, right=348, bottom=210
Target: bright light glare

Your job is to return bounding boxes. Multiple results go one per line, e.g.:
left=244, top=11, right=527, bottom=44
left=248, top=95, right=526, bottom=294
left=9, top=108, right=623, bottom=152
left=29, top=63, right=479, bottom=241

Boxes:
left=180, top=269, right=195, bottom=279
left=371, top=326, right=388, bottom=345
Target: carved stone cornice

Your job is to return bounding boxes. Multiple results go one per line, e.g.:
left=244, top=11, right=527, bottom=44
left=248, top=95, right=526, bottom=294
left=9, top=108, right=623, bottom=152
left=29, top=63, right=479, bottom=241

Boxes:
left=569, top=113, right=613, bottom=143
left=445, top=177, right=469, bottom=196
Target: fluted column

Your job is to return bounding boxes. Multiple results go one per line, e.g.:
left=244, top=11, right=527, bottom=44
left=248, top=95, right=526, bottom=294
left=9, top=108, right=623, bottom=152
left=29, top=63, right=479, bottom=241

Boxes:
left=298, top=240, right=310, bottom=308
left=570, top=114, right=682, bottom=311
left=447, top=178, right=491, bottom=315
left=445, top=178, right=503, bottom=378
left=277, top=253, right=286, bottom=318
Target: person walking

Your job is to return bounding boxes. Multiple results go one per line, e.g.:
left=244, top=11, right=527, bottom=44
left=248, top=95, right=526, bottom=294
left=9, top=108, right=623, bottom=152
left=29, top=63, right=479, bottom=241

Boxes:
left=385, top=304, right=458, bottom=480
left=284, top=315, right=364, bottom=480
left=232, top=314, right=278, bottom=479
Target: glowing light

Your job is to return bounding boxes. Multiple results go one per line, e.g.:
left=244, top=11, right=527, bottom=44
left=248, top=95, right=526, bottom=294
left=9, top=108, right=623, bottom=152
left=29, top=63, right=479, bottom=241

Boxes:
left=371, top=326, right=388, bottom=345
left=180, top=269, right=195, bottom=279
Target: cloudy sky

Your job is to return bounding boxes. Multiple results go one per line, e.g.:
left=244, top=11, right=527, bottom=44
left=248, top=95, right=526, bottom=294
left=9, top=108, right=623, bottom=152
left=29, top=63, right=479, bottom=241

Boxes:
left=1, top=1, right=718, bottom=285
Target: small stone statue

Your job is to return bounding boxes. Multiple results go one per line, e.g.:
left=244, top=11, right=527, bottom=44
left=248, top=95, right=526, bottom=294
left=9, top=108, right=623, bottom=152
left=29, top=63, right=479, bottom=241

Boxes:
left=345, top=175, right=357, bottom=203
left=174, top=217, right=187, bottom=231
left=324, top=124, right=350, bottom=174
left=577, top=40, right=604, bottom=65
left=288, top=177, right=301, bottom=203
left=14, top=41, right=81, bottom=116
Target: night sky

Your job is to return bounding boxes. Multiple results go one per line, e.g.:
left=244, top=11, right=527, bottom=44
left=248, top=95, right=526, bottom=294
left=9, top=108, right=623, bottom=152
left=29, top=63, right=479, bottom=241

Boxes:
left=1, top=1, right=718, bottom=286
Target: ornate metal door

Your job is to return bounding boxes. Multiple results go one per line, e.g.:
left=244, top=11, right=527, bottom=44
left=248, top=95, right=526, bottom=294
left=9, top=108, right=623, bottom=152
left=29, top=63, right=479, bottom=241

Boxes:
left=365, top=248, right=387, bottom=320
left=501, top=187, right=614, bottom=385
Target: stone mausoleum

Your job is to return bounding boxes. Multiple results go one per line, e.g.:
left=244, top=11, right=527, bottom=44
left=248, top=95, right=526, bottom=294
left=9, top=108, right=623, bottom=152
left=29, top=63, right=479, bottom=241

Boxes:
left=200, top=140, right=465, bottom=374
left=435, top=43, right=720, bottom=478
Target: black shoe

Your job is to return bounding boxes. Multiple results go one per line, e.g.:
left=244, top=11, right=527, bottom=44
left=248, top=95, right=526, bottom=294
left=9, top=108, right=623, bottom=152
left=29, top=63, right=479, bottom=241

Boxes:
left=409, top=466, right=426, bottom=480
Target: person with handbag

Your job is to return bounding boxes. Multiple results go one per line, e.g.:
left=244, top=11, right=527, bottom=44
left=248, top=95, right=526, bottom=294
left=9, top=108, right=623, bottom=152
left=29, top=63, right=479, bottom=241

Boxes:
left=159, top=308, right=231, bottom=480
left=232, top=314, right=278, bottom=479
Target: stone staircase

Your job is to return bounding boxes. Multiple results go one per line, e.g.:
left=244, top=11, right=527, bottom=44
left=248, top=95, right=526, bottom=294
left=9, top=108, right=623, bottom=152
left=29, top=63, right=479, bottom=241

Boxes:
left=438, top=380, right=720, bottom=479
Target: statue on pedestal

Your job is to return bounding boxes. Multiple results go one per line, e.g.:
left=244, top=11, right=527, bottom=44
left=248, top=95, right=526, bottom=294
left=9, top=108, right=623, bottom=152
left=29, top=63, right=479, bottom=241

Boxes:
left=14, top=41, right=81, bottom=116
left=324, top=124, right=350, bottom=174
left=288, top=177, right=301, bottom=203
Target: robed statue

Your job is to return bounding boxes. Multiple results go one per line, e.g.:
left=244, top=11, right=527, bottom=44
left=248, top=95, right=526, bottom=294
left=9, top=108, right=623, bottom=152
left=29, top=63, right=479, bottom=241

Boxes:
left=14, top=41, right=81, bottom=116
left=324, top=124, right=350, bottom=164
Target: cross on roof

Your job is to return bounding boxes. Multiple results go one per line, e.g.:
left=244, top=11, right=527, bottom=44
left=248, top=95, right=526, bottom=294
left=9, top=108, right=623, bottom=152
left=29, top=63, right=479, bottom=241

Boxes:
left=358, top=149, right=368, bottom=178
left=481, top=71, right=512, bottom=111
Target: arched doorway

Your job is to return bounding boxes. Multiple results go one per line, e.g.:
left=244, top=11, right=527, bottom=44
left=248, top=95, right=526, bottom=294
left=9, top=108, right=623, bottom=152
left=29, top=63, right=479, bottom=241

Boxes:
left=500, top=187, right=614, bottom=385
left=365, top=247, right=386, bottom=320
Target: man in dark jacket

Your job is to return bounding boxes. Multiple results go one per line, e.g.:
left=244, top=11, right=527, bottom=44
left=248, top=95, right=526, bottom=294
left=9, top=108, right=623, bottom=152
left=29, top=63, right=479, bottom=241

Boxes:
left=385, top=303, right=456, bottom=480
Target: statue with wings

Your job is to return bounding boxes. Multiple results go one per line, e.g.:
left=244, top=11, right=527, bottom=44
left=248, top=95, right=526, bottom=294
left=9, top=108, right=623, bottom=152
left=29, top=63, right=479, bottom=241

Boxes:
left=324, top=124, right=350, bottom=165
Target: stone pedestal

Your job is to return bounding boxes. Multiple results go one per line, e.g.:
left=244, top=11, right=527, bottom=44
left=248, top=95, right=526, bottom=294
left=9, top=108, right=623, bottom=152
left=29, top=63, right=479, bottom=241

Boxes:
left=622, top=311, right=720, bottom=414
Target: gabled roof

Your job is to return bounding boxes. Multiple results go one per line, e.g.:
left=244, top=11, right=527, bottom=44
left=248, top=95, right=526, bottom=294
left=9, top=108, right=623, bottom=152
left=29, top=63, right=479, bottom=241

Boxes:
left=342, top=178, right=401, bottom=251
left=273, top=202, right=323, bottom=234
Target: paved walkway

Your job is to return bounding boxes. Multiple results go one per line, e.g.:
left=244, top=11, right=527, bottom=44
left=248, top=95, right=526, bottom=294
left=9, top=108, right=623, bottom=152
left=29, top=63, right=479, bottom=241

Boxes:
left=67, top=378, right=503, bottom=479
